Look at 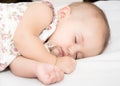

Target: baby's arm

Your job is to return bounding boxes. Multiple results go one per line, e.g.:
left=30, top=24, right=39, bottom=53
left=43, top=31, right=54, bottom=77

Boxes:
left=10, top=56, right=64, bottom=85
left=14, top=2, right=76, bottom=74
left=14, top=2, right=56, bottom=64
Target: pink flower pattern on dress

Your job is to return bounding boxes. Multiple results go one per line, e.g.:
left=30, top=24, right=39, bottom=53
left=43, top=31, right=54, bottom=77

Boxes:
left=0, top=1, right=55, bottom=71
left=0, top=2, right=29, bottom=71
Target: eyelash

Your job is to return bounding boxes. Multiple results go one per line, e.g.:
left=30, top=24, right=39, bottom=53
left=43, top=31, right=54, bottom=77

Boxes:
left=75, top=53, right=77, bottom=60
left=75, top=36, right=77, bottom=43
left=74, top=36, right=77, bottom=59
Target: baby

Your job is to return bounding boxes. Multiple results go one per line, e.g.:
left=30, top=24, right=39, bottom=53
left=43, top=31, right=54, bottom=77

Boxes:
left=0, top=1, right=110, bottom=85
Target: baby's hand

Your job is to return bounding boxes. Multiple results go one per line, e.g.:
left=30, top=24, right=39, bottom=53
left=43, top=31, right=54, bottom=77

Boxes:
left=56, top=56, right=76, bottom=74
left=36, top=63, right=64, bottom=85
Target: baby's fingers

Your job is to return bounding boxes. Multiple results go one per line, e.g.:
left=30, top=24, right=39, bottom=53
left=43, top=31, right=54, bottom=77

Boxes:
left=49, top=66, right=64, bottom=84
left=54, top=66, right=64, bottom=82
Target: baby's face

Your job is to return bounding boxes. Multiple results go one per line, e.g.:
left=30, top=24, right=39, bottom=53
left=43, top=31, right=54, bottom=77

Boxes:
left=48, top=13, right=104, bottom=59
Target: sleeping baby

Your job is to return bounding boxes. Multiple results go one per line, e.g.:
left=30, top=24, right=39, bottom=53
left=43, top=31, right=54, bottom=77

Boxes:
left=0, top=1, right=110, bottom=85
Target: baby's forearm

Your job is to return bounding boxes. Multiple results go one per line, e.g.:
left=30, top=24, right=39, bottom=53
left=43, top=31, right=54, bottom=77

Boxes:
left=10, top=56, right=64, bottom=84
left=10, top=56, right=37, bottom=77
left=14, top=34, right=56, bottom=65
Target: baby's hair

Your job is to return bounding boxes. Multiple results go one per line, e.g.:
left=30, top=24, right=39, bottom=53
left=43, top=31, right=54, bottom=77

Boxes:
left=68, top=2, right=110, bottom=54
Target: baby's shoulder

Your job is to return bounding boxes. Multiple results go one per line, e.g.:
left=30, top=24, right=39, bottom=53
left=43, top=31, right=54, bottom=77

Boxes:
left=16, top=1, right=55, bottom=37
left=27, top=1, right=54, bottom=21
left=29, top=1, right=54, bottom=12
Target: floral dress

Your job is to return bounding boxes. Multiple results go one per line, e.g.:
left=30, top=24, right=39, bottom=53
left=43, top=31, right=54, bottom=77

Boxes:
left=0, top=1, right=56, bottom=71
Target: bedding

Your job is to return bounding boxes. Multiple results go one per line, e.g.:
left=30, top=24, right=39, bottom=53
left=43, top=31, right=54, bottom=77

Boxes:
left=1, top=1, right=120, bottom=86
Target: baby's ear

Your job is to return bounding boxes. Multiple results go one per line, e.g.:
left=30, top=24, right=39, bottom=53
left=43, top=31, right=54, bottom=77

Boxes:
left=57, top=6, right=71, bottom=20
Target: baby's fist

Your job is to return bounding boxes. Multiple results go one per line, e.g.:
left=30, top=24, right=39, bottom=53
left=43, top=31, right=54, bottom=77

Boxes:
left=56, top=56, right=76, bottom=74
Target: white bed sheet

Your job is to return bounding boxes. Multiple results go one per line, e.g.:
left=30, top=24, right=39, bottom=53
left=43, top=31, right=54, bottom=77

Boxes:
left=1, top=1, right=120, bottom=86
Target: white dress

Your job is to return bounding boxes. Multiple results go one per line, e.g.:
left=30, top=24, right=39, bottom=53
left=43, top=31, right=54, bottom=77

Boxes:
left=0, top=1, right=56, bottom=71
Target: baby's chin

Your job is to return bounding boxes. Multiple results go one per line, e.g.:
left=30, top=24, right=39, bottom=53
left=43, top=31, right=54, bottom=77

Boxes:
left=50, top=46, right=64, bottom=57
left=44, top=41, right=61, bottom=57
left=50, top=48, right=59, bottom=57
